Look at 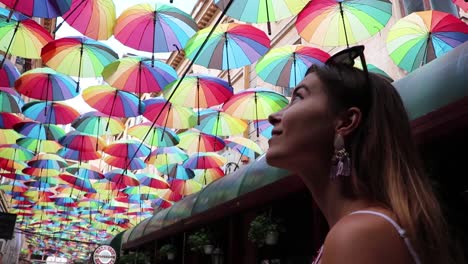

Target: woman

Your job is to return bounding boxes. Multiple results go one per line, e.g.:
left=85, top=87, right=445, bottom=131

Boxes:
left=266, top=46, right=461, bottom=264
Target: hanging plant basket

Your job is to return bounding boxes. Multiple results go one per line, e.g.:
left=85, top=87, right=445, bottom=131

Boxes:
left=248, top=212, right=285, bottom=247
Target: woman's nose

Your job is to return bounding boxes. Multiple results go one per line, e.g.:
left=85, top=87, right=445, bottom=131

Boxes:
left=268, top=110, right=282, bottom=125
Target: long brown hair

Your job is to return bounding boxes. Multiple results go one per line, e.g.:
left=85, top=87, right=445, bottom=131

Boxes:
left=307, top=64, right=462, bottom=264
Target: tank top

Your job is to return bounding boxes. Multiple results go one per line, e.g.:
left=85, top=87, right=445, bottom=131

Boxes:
left=311, top=210, right=421, bottom=264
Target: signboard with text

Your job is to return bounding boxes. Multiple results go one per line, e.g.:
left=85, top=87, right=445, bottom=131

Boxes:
left=93, top=245, right=116, bottom=264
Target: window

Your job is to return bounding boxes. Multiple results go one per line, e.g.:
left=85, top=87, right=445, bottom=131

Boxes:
left=400, top=0, right=457, bottom=16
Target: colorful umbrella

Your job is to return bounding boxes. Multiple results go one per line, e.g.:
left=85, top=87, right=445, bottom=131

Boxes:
left=54, top=0, right=116, bottom=40
left=355, top=63, right=393, bottom=81
left=0, top=87, right=22, bottom=113
left=59, top=131, right=106, bottom=152
left=225, top=136, right=263, bottom=158
left=178, top=130, right=226, bottom=153
left=0, top=14, right=53, bottom=66
left=452, top=0, right=468, bottom=12
left=170, top=178, right=202, bottom=196
left=214, top=0, right=308, bottom=35
left=164, top=74, right=234, bottom=123
left=59, top=173, right=95, bottom=193
left=136, top=173, right=169, bottom=189
left=82, top=85, right=144, bottom=118
left=253, top=119, right=273, bottom=139
left=195, top=109, right=247, bottom=137
left=0, top=180, right=28, bottom=192
left=57, top=147, right=101, bottom=161
left=22, top=101, right=80, bottom=125
left=0, top=54, right=19, bottom=86
left=222, top=88, right=288, bottom=136
left=103, top=140, right=151, bottom=158
left=145, top=146, right=188, bottom=166
left=72, top=111, right=124, bottom=137
left=387, top=10, right=468, bottom=72
left=143, top=97, right=196, bottom=129
left=151, top=198, right=172, bottom=209
left=193, top=167, right=224, bottom=185
left=0, top=144, right=34, bottom=161
left=114, top=3, right=198, bottom=61
left=104, top=155, right=146, bottom=171
left=256, top=45, right=330, bottom=87
left=16, top=138, right=62, bottom=153
left=0, top=0, right=72, bottom=18
left=185, top=23, right=270, bottom=84
left=296, top=0, right=392, bottom=47
left=14, top=121, right=66, bottom=141
left=183, top=152, right=227, bottom=169
left=0, top=112, right=23, bottom=129
left=14, top=67, right=78, bottom=101
left=102, top=57, right=178, bottom=95
left=104, top=169, right=139, bottom=189
left=0, top=129, right=22, bottom=144
left=157, top=164, right=194, bottom=180
left=65, top=163, right=104, bottom=180
left=128, top=123, right=180, bottom=147
left=41, top=37, right=118, bottom=91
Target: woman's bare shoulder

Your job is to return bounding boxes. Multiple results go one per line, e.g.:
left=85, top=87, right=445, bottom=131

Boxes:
left=320, top=209, right=413, bottom=264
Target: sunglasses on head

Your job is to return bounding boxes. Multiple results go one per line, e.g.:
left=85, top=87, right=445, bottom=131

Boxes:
left=325, top=45, right=369, bottom=79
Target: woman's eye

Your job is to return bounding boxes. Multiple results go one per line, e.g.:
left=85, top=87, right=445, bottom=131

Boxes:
left=291, top=93, right=304, bottom=103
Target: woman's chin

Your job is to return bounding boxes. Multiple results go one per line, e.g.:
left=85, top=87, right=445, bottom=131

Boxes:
left=266, top=150, right=289, bottom=169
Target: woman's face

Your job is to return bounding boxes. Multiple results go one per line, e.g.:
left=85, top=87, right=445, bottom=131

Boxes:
left=266, top=72, right=336, bottom=173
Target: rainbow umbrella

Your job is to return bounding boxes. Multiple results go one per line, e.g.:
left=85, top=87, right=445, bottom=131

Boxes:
left=169, top=178, right=202, bottom=196
left=225, top=136, right=263, bottom=158
left=151, top=198, right=172, bottom=209
left=0, top=145, right=42, bottom=162
left=387, top=10, right=468, bottom=73
left=355, top=63, right=393, bottom=81
left=0, top=87, right=22, bottom=113
left=194, top=167, right=224, bottom=185
left=157, top=164, right=194, bottom=180
left=0, top=180, right=28, bottom=192
left=452, top=0, right=468, bottom=12
left=178, top=130, right=226, bottom=153
left=154, top=188, right=182, bottom=202
left=143, top=97, right=196, bottom=129
left=114, top=3, right=198, bottom=62
left=136, top=173, right=169, bottom=189
left=0, top=14, right=53, bottom=66
left=128, top=123, right=180, bottom=147
left=195, top=109, right=247, bottom=137
left=59, top=131, right=106, bottom=152
left=104, top=169, right=139, bottom=189
left=103, top=140, right=151, bottom=158
left=72, top=111, right=124, bottom=137
left=83, top=85, right=144, bottom=118
left=185, top=23, right=270, bottom=84
left=14, top=68, right=78, bottom=101
left=183, top=152, right=227, bottom=169
left=0, top=0, right=72, bottom=18
left=54, top=0, right=116, bottom=40
left=41, top=37, right=118, bottom=92
left=145, top=146, right=188, bottom=166
left=59, top=173, right=95, bottom=192
left=0, top=112, right=23, bottom=129
left=57, top=147, right=101, bottom=161
left=16, top=138, right=62, bottom=153
left=28, top=153, right=68, bottom=169
left=0, top=129, right=22, bottom=144
left=214, top=0, right=308, bottom=35
left=102, top=57, right=178, bottom=95
left=14, top=121, right=66, bottom=140
left=296, top=0, right=392, bottom=47
left=22, top=101, right=80, bottom=125
left=222, top=88, right=288, bottom=136
left=0, top=54, right=19, bottom=86
left=254, top=119, right=273, bottom=139
left=0, top=158, right=27, bottom=171
left=65, top=163, right=104, bottom=180
left=256, top=45, right=330, bottom=87
left=104, top=155, right=146, bottom=171
left=164, top=74, right=234, bottom=123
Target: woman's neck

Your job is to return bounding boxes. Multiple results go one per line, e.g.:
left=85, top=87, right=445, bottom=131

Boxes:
left=299, top=170, right=373, bottom=227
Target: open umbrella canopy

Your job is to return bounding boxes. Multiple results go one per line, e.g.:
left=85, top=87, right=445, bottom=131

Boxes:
left=114, top=3, right=198, bottom=54
left=143, top=97, right=197, bottom=129
left=178, top=130, right=226, bottom=153
left=296, top=0, right=392, bottom=47
left=225, top=136, right=263, bottom=158
left=72, top=111, right=124, bottom=137
left=104, top=169, right=140, bottom=189
left=1, top=0, right=72, bottom=18
left=146, top=146, right=188, bottom=166
left=169, top=178, right=202, bottom=196
left=104, top=155, right=146, bottom=171
left=183, top=152, right=227, bottom=169
left=128, top=122, right=180, bottom=147
left=57, top=0, right=116, bottom=40
left=0, top=129, right=22, bottom=144
left=102, top=57, right=178, bottom=94
left=22, top=101, right=80, bottom=125
left=0, top=13, right=53, bottom=63
left=41, top=36, right=118, bottom=91
left=103, top=139, right=151, bottom=158
left=16, top=138, right=62, bottom=153
left=14, top=67, right=79, bottom=101
left=83, top=85, right=145, bottom=118
left=256, top=45, right=330, bottom=87
left=193, top=167, right=225, bottom=185
left=157, top=163, right=194, bottom=180
left=195, top=108, right=247, bottom=137
left=136, top=173, right=169, bottom=189
left=387, top=10, right=468, bottom=72
left=0, top=54, right=19, bottom=86
left=14, top=121, right=65, bottom=140
left=57, top=146, right=102, bottom=161
left=65, top=163, right=104, bottom=180
left=0, top=87, right=22, bottom=113
left=59, top=131, right=106, bottom=152
left=0, top=112, right=23, bottom=129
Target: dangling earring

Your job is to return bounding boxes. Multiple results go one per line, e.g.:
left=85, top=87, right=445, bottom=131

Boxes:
left=330, top=134, right=351, bottom=179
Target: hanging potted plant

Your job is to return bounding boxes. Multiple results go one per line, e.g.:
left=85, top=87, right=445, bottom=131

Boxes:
left=248, top=212, right=285, bottom=247
left=187, top=228, right=215, bottom=254
left=159, top=244, right=176, bottom=260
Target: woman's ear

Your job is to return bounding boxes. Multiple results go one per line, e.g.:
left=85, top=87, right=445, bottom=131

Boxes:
left=335, top=107, right=362, bottom=136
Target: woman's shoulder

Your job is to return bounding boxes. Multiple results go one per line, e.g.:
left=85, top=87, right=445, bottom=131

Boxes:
left=321, top=208, right=413, bottom=264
